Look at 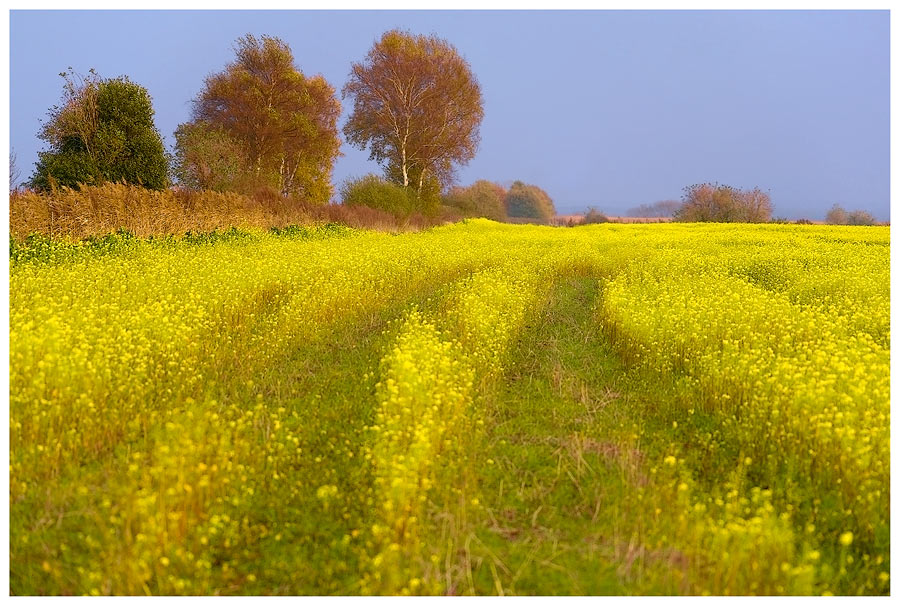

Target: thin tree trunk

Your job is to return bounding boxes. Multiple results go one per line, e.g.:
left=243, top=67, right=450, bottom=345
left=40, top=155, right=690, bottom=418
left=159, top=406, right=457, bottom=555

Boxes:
left=401, top=145, right=409, bottom=187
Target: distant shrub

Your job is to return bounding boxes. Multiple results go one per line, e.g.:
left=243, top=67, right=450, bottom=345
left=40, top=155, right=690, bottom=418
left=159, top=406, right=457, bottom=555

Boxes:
left=340, top=174, right=414, bottom=217
left=626, top=200, right=681, bottom=218
left=825, top=204, right=878, bottom=226
left=847, top=210, right=877, bottom=226
left=794, top=218, right=813, bottom=225
left=675, top=183, right=772, bottom=223
left=505, top=181, right=555, bottom=223
left=579, top=207, right=609, bottom=225
left=443, top=180, right=507, bottom=221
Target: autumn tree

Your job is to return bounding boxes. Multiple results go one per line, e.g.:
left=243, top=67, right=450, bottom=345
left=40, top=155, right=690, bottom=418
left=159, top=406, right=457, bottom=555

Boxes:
left=505, top=181, right=556, bottom=222
left=342, top=30, right=484, bottom=207
left=177, top=35, right=341, bottom=202
left=740, top=187, right=774, bottom=222
left=31, top=69, right=169, bottom=191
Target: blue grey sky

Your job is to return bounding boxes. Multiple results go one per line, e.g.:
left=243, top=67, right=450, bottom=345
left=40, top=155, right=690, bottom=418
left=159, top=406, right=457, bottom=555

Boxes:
left=9, top=10, right=890, bottom=219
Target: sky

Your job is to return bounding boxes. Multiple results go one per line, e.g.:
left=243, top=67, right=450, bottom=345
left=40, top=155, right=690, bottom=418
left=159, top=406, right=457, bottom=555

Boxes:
left=8, top=10, right=890, bottom=220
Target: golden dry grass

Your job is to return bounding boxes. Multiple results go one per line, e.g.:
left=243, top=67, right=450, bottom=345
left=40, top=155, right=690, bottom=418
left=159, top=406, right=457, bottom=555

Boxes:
left=9, top=184, right=458, bottom=240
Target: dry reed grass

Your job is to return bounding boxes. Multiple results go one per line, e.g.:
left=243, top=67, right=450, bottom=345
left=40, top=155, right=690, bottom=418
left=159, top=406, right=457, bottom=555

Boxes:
left=9, top=184, right=460, bottom=240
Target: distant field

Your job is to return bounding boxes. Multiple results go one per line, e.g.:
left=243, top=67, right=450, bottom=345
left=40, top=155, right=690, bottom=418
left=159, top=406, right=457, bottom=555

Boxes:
left=9, top=221, right=889, bottom=595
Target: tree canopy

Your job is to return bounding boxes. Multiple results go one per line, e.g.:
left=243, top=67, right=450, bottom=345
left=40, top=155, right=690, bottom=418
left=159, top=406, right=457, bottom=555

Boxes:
left=342, top=30, right=484, bottom=206
left=31, top=69, right=169, bottom=191
left=176, top=34, right=341, bottom=203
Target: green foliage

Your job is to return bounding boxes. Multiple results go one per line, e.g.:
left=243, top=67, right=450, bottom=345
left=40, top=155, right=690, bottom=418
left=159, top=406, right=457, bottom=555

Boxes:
left=443, top=180, right=507, bottom=221
left=10, top=228, right=139, bottom=265
left=505, top=180, right=555, bottom=222
left=414, top=172, right=443, bottom=217
left=382, top=162, right=442, bottom=216
left=31, top=71, right=168, bottom=191
left=340, top=174, right=415, bottom=217
left=10, top=223, right=356, bottom=267
left=32, top=148, right=100, bottom=190
left=268, top=222, right=353, bottom=240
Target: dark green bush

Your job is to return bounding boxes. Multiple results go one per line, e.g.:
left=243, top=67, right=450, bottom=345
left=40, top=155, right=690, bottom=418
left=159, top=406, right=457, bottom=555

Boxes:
left=340, top=174, right=415, bottom=217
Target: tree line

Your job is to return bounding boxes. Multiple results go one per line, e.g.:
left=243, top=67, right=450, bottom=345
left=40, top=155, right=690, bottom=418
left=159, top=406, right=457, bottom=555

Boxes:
left=26, top=30, right=529, bottom=218
left=20, top=30, right=878, bottom=226
left=620, top=187, right=880, bottom=225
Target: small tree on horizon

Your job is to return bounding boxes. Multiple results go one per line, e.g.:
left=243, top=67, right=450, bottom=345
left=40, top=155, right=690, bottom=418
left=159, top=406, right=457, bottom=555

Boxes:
left=847, top=209, right=877, bottom=226
left=825, top=204, right=849, bottom=225
left=675, top=182, right=772, bottom=223
left=505, top=181, right=555, bottom=222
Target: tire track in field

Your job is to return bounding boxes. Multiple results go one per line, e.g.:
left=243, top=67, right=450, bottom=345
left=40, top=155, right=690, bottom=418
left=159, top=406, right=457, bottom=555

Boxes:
left=461, top=276, right=667, bottom=595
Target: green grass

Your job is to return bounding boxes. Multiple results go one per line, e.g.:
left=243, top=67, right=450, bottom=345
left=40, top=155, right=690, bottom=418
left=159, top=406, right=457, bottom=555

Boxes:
left=463, top=277, right=680, bottom=594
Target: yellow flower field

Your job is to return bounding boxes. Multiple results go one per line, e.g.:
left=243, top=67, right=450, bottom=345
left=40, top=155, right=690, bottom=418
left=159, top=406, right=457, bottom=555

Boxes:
left=9, top=220, right=889, bottom=595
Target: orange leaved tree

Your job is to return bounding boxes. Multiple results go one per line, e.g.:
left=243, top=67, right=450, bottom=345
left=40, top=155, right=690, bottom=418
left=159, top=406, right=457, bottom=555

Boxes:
left=342, top=30, right=484, bottom=212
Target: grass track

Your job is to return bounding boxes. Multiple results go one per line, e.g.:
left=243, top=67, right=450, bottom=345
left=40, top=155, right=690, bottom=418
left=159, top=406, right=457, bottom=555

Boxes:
left=465, top=277, right=674, bottom=595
